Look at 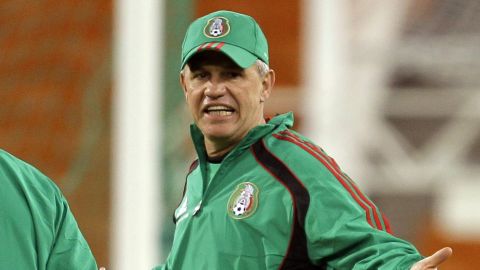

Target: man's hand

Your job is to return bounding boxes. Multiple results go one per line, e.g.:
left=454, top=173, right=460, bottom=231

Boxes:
left=410, top=247, right=453, bottom=270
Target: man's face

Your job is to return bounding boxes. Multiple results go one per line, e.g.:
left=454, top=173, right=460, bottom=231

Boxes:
left=180, top=51, right=274, bottom=151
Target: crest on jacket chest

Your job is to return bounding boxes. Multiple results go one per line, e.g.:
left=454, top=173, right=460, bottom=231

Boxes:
left=227, top=182, right=259, bottom=219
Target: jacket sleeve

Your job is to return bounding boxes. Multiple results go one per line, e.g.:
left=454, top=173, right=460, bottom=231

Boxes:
left=303, top=167, right=423, bottom=270
left=46, top=192, right=98, bottom=270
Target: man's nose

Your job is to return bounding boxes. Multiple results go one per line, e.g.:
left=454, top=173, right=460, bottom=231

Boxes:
left=205, top=77, right=226, bottom=98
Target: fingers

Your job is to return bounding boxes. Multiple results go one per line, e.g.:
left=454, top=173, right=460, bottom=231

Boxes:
left=411, top=247, right=453, bottom=270
left=427, top=247, right=453, bottom=267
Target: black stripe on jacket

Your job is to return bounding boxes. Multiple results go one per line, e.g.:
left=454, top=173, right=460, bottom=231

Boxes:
left=252, top=140, right=325, bottom=270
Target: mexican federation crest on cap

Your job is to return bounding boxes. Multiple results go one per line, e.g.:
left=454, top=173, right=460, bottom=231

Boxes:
left=204, top=17, right=230, bottom=38
left=227, top=182, right=259, bottom=219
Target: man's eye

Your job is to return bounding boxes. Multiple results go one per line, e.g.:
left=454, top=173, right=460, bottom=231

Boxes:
left=193, top=72, right=208, bottom=79
left=225, top=72, right=241, bottom=78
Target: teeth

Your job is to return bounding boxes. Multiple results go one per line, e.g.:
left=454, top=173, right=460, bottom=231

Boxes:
left=209, top=110, right=233, bottom=116
left=207, top=105, right=231, bottom=111
left=205, top=105, right=234, bottom=116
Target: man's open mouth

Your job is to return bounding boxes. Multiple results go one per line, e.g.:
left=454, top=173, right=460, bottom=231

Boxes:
left=205, top=105, right=235, bottom=116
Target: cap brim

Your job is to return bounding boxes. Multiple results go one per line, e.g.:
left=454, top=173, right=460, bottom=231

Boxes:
left=181, top=43, right=257, bottom=69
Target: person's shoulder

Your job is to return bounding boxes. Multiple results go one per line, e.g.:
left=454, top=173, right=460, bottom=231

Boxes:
left=0, top=149, right=62, bottom=197
left=0, top=148, right=21, bottom=164
left=261, top=130, right=353, bottom=191
left=0, top=149, right=36, bottom=177
left=263, top=129, right=328, bottom=167
left=0, top=149, right=38, bottom=170
left=264, top=128, right=319, bottom=153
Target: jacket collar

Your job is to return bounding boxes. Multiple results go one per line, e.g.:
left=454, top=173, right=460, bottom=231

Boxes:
left=190, top=112, right=294, bottom=164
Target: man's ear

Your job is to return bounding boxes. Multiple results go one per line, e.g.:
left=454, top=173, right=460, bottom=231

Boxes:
left=260, top=69, right=275, bottom=103
left=179, top=70, right=188, bottom=100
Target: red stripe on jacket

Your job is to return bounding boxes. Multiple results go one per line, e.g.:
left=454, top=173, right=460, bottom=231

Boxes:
left=273, top=131, right=388, bottom=231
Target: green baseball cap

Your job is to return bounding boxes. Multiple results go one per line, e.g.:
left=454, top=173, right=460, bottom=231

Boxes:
left=181, top=10, right=269, bottom=69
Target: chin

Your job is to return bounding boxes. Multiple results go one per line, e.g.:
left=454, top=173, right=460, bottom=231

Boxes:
left=204, top=130, right=234, bottom=140
left=200, top=121, right=233, bottom=134
left=202, top=125, right=237, bottom=140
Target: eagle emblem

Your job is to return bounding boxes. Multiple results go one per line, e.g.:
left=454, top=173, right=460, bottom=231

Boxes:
left=204, top=17, right=230, bottom=38
left=227, top=182, right=259, bottom=219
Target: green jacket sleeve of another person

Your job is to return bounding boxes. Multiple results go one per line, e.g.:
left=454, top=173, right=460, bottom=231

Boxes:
left=0, top=149, right=98, bottom=270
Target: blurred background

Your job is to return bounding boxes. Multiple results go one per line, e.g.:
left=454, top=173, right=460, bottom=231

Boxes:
left=1, top=0, right=479, bottom=269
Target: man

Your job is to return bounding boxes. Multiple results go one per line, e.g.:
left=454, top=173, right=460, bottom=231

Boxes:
left=0, top=149, right=98, bottom=269
left=157, top=10, right=452, bottom=269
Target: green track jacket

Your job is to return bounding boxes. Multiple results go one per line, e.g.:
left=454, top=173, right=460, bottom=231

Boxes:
left=0, top=149, right=97, bottom=270
left=157, top=113, right=423, bottom=270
